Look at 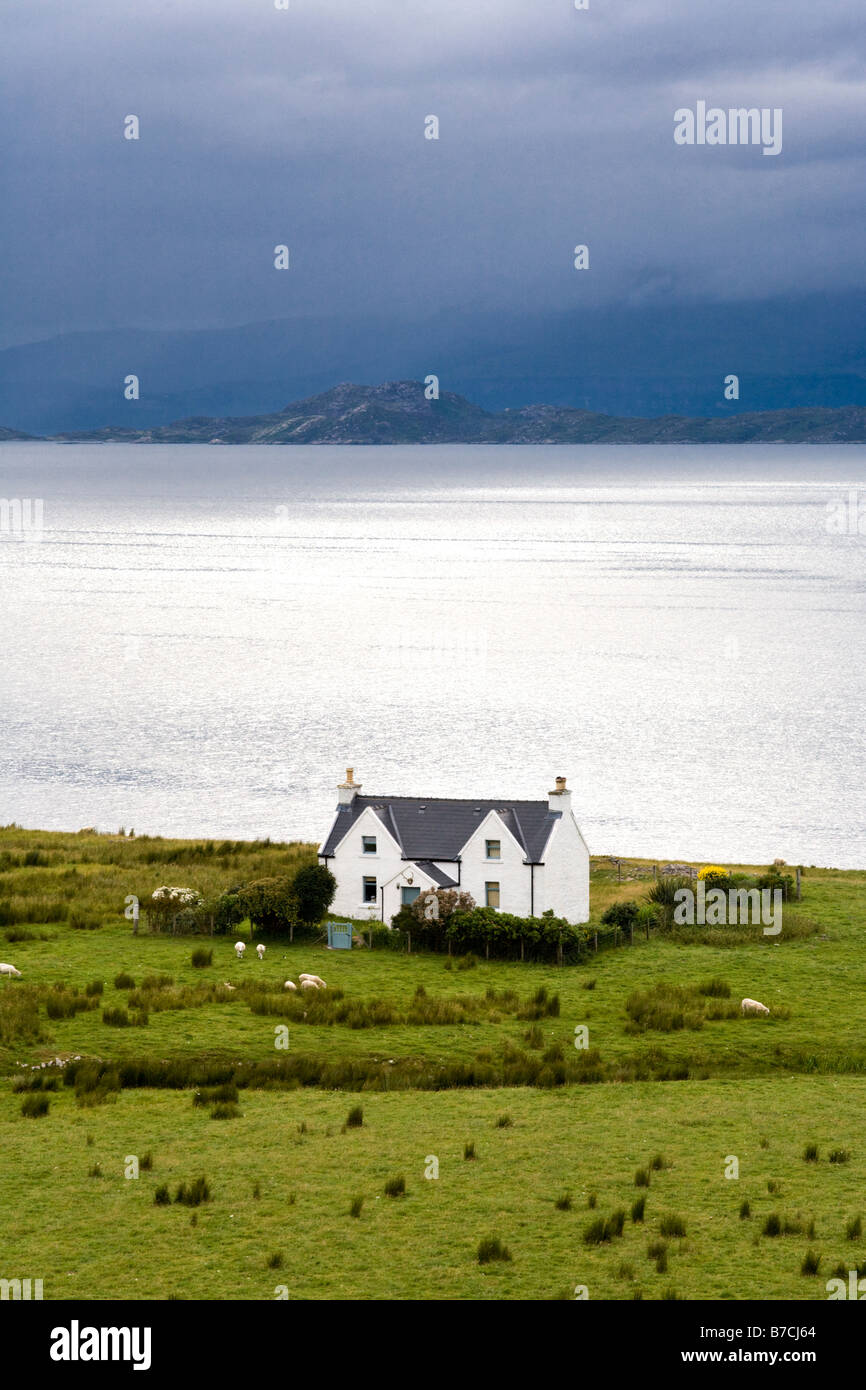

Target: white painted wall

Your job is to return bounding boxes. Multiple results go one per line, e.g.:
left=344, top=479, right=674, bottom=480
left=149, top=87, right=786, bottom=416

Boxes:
left=319, top=807, right=403, bottom=920
left=458, top=811, right=533, bottom=916
left=535, top=807, right=591, bottom=923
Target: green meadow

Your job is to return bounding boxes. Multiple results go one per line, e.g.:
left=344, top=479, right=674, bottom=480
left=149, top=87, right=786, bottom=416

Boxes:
left=1, top=826, right=864, bottom=1300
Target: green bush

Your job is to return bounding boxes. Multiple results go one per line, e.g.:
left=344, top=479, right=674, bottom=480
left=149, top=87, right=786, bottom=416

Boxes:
left=291, top=864, right=337, bottom=926
left=600, top=900, right=640, bottom=931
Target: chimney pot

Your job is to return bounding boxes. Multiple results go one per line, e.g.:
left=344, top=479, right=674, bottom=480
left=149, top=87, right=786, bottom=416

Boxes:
left=548, top=775, right=571, bottom=812
left=337, top=767, right=361, bottom=805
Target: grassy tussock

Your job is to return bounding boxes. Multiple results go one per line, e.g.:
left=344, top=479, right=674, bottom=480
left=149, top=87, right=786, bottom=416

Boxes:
left=625, top=981, right=741, bottom=1034
left=477, top=1236, right=511, bottom=1264
left=20, top=1093, right=50, bottom=1117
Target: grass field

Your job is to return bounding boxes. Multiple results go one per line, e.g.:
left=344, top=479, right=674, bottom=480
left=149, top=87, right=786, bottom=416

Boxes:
left=1, top=826, right=864, bottom=1300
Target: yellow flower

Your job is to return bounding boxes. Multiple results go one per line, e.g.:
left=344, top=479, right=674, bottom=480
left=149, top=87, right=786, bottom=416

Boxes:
left=698, top=864, right=728, bottom=883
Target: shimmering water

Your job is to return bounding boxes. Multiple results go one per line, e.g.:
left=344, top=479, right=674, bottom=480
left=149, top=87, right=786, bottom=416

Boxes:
left=1, top=443, right=864, bottom=867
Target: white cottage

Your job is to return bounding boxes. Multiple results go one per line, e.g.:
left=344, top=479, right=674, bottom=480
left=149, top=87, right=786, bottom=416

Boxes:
left=318, top=769, right=590, bottom=925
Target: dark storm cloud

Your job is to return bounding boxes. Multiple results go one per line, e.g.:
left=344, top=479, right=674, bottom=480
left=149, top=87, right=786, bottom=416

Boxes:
left=1, top=0, right=864, bottom=347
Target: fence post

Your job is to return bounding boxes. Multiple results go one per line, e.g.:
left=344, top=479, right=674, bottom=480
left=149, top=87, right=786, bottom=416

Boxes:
left=630, top=924, right=634, bottom=946
left=796, top=867, right=801, bottom=901
left=407, top=930, right=411, bottom=955
left=593, top=932, right=598, bottom=953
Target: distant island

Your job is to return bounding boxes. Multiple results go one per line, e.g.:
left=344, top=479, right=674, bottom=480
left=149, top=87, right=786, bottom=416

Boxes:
left=6, top=381, right=866, bottom=444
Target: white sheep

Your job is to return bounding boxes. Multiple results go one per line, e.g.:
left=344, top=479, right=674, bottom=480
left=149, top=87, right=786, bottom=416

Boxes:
left=222, top=982, right=236, bottom=992
left=299, top=978, right=320, bottom=991
left=256, top=944, right=266, bottom=960
left=283, top=980, right=297, bottom=992
left=741, top=997, right=770, bottom=1016
left=0, top=963, right=22, bottom=978
left=234, top=942, right=246, bottom=960
left=299, top=973, right=327, bottom=989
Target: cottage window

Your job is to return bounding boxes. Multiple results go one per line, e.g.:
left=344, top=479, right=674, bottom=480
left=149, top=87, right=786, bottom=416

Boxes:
left=485, top=881, right=500, bottom=909
left=362, top=835, right=377, bottom=854
left=485, top=839, right=501, bottom=860
left=363, top=876, right=377, bottom=904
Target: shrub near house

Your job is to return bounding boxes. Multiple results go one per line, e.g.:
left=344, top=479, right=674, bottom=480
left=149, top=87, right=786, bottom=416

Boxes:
left=391, top=891, right=589, bottom=963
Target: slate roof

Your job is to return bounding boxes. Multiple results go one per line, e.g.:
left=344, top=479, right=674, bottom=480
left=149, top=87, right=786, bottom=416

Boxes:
left=414, top=861, right=460, bottom=888
left=320, top=796, right=560, bottom=864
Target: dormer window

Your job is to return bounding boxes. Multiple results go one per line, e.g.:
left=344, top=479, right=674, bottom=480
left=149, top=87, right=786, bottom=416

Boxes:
left=486, top=839, right=501, bottom=860
left=362, top=836, right=377, bottom=855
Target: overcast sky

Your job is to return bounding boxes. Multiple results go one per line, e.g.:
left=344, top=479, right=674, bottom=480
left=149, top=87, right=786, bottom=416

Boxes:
left=1, top=0, right=864, bottom=349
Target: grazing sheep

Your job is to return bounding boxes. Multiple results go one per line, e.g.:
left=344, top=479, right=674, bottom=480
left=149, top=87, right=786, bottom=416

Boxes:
left=741, top=997, right=770, bottom=1016
left=234, top=942, right=246, bottom=960
left=299, top=974, right=327, bottom=988
left=222, top=982, right=236, bottom=992
left=283, top=980, right=297, bottom=992
left=299, top=979, right=320, bottom=991
left=0, top=963, right=22, bottom=978
left=256, top=944, right=266, bottom=961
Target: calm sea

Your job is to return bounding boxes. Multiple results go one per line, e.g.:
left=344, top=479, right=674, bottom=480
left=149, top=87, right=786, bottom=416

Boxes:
left=1, top=443, right=864, bottom=868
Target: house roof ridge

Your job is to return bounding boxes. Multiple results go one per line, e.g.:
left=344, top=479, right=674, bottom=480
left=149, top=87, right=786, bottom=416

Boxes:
left=355, top=793, right=547, bottom=806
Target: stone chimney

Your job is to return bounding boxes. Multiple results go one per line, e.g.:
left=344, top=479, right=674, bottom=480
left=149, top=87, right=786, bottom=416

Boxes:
left=337, top=767, right=361, bottom=806
left=548, top=775, right=571, bottom=814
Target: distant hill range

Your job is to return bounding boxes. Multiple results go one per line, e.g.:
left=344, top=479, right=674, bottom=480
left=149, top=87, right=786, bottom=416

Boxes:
left=0, top=425, right=37, bottom=441
left=6, top=381, right=866, bottom=444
